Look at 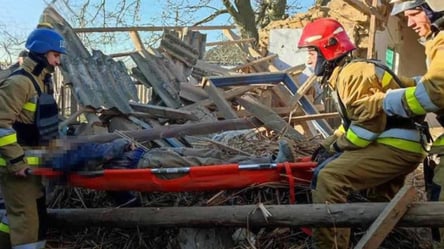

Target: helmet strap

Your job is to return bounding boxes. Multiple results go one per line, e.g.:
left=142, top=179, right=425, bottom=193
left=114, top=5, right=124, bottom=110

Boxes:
left=432, top=16, right=444, bottom=32
left=29, top=51, right=52, bottom=75
left=319, top=54, right=351, bottom=84
left=313, top=54, right=327, bottom=76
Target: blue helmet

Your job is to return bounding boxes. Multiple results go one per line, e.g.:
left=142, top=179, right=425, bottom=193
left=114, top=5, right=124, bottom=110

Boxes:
left=25, top=28, right=66, bottom=54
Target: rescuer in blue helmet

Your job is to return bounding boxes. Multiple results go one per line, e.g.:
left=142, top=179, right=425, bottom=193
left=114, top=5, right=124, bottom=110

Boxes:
left=0, top=27, right=65, bottom=249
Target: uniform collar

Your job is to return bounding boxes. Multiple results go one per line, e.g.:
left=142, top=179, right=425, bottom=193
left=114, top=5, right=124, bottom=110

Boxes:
left=326, top=58, right=349, bottom=90
left=21, top=57, right=51, bottom=82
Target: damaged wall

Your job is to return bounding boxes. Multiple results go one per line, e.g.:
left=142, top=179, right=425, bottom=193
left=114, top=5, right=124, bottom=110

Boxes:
left=259, top=0, right=427, bottom=78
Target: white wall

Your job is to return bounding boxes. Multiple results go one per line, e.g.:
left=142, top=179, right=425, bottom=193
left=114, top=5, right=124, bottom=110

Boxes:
left=268, top=28, right=307, bottom=70
left=375, top=16, right=427, bottom=77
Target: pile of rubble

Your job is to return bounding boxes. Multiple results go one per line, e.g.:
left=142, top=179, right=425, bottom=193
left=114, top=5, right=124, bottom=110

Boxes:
left=0, top=1, right=431, bottom=248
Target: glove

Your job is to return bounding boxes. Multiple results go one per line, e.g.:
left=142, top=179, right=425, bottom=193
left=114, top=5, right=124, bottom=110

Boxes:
left=311, top=135, right=338, bottom=163
left=311, top=145, right=333, bottom=163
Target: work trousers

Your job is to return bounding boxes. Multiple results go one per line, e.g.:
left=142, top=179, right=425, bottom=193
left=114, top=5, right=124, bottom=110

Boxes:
left=431, top=134, right=444, bottom=249
left=311, top=143, right=425, bottom=249
left=0, top=172, right=46, bottom=248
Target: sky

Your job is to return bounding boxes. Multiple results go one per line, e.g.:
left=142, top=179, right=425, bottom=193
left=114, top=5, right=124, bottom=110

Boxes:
left=0, top=0, right=315, bottom=62
left=0, top=0, right=46, bottom=34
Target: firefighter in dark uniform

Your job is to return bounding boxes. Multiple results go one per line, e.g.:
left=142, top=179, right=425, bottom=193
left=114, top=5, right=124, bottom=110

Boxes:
left=0, top=28, right=66, bottom=249
left=298, top=18, right=428, bottom=249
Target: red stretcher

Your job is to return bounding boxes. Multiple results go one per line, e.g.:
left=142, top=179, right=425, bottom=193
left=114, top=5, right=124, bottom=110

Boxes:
left=30, top=156, right=316, bottom=196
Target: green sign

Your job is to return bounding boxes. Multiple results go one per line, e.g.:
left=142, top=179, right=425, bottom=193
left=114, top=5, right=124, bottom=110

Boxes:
left=386, top=48, right=394, bottom=69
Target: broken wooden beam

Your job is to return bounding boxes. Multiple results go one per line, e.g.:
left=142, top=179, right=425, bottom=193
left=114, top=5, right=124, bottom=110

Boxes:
left=61, top=117, right=263, bottom=144
left=237, top=95, right=304, bottom=140
left=232, top=54, right=278, bottom=71
left=290, top=112, right=339, bottom=122
left=203, top=81, right=239, bottom=119
left=129, top=101, right=198, bottom=121
left=354, top=185, right=417, bottom=249
left=206, top=38, right=255, bottom=47
left=72, top=25, right=237, bottom=33
left=343, top=0, right=385, bottom=21
left=12, top=202, right=444, bottom=228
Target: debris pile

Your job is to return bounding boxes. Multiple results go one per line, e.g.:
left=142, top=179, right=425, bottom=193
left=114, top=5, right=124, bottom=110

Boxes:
left=0, top=1, right=432, bottom=248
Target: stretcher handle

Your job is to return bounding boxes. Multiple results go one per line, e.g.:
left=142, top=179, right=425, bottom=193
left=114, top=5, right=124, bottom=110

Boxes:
left=26, top=168, right=104, bottom=177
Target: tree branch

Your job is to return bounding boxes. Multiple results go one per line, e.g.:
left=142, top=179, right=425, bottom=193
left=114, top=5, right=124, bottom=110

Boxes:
left=193, top=9, right=229, bottom=26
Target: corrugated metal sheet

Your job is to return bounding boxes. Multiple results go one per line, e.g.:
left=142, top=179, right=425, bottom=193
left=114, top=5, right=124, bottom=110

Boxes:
left=43, top=7, right=138, bottom=114
left=63, top=50, right=138, bottom=114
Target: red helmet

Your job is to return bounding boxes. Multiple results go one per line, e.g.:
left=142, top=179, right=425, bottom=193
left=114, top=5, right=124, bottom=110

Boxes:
left=298, top=18, right=356, bottom=61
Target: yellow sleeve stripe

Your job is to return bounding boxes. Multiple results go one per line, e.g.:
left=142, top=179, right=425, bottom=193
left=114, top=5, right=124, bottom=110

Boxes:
left=0, top=223, right=9, bottom=233
left=0, top=133, right=17, bottom=147
left=381, top=71, right=393, bottom=88
left=25, top=156, right=41, bottom=166
left=23, top=102, right=37, bottom=112
left=405, top=87, right=426, bottom=115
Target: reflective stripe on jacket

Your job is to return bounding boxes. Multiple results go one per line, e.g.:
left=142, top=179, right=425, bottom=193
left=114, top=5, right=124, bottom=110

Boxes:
left=0, top=58, right=53, bottom=172
left=329, top=60, right=425, bottom=154
left=384, top=31, right=444, bottom=116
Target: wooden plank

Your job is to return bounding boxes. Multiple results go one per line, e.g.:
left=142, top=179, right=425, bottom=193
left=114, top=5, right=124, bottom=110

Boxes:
left=42, top=202, right=444, bottom=228
left=290, top=112, right=339, bottom=122
left=179, top=82, right=209, bottom=102
left=193, top=60, right=238, bottom=77
left=367, top=0, right=378, bottom=59
left=284, top=64, right=305, bottom=74
left=222, top=29, right=280, bottom=72
left=129, top=101, right=198, bottom=121
left=129, top=30, right=144, bottom=51
left=259, top=88, right=273, bottom=109
left=354, top=185, right=418, bottom=249
left=206, top=38, right=255, bottom=47
left=271, top=84, right=295, bottom=107
left=222, top=28, right=249, bottom=53
left=288, top=75, right=318, bottom=111
left=182, top=85, right=256, bottom=110
left=125, top=116, right=177, bottom=147
left=73, top=25, right=236, bottom=33
left=343, top=0, right=385, bottom=21
left=232, top=54, right=278, bottom=71
left=203, top=81, right=238, bottom=119
left=231, top=106, right=306, bottom=117
left=237, top=95, right=304, bottom=140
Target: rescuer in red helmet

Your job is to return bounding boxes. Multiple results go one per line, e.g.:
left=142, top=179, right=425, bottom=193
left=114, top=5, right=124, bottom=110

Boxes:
left=300, top=18, right=427, bottom=249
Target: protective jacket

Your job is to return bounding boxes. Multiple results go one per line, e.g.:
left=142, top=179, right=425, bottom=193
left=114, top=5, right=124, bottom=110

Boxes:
left=329, top=60, right=426, bottom=155
left=0, top=57, right=56, bottom=173
left=384, top=31, right=444, bottom=117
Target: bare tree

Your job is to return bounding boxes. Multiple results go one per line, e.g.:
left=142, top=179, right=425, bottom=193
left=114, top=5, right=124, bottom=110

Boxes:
left=51, top=0, right=305, bottom=49
left=0, top=28, right=26, bottom=67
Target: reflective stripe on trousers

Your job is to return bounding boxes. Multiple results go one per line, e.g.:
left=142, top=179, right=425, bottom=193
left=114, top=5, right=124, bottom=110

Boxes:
left=0, top=215, right=9, bottom=234
left=12, top=240, right=46, bottom=249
